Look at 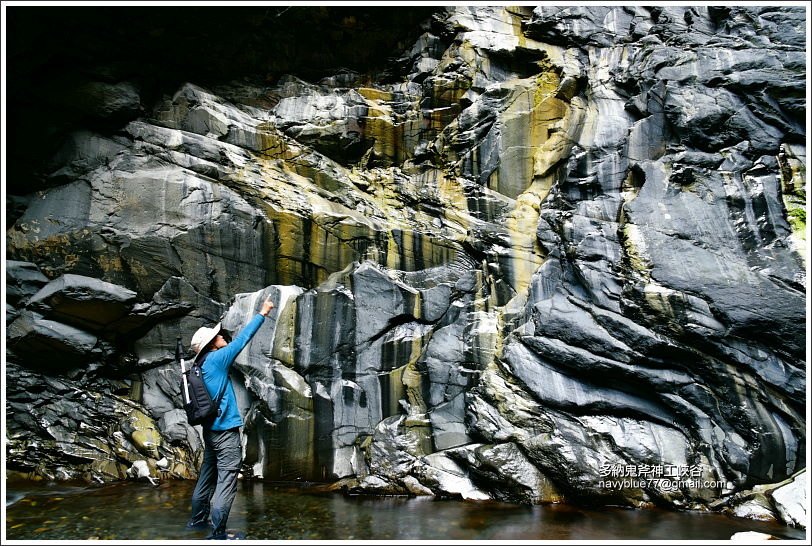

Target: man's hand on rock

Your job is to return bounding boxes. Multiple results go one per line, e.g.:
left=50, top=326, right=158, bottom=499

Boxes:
left=259, top=296, right=275, bottom=316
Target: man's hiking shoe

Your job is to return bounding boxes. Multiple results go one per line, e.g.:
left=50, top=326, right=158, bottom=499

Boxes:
left=207, top=531, right=247, bottom=540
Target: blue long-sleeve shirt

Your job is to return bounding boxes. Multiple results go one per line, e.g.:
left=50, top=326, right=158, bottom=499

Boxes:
left=200, top=313, right=265, bottom=430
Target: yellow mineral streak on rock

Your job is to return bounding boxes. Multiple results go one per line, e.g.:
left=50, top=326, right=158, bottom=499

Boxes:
left=497, top=66, right=572, bottom=300
left=255, top=122, right=299, bottom=161
left=126, top=409, right=161, bottom=459
left=128, top=380, right=143, bottom=402
left=483, top=73, right=563, bottom=198
left=620, top=222, right=652, bottom=281
left=357, top=91, right=411, bottom=166
left=503, top=205, right=545, bottom=297
left=643, top=283, right=676, bottom=318
left=92, top=458, right=126, bottom=481
left=356, top=85, right=423, bottom=166
left=368, top=168, right=404, bottom=212
left=365, top=110, right=398, bottom=163
left=533, top=87, right=584, bottom=180
left=231, top=105, right=471, bottom=279
left=7, top=231, right=86, bottom=272
left=402, top=230, right=416, bottom=268
left=402, top=358, right=428, bottom=417
left=273, top=365, right=317, bottom=479
left=170, top=462, right=191, bottom=478
left=386, top=365, right=407, bottom=418
left=97, top=254, right=128, bottom=274
left=358, top=88, right=393, bottom=102
left=778, top=143, right=807, bottom=266
left=435, top=171, right=468, bottom=213
left=383, top=321, right=432, bottom=418
left=385, top=231, right=401, bottom=270
left=274, top=214, right=306, bottom=282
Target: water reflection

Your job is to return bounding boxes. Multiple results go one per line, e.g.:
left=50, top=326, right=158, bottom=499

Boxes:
left=5, top=479, right=805, bottom=541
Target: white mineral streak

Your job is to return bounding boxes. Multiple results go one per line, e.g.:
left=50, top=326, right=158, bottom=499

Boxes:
left=421, top=453, right=490, bottom=501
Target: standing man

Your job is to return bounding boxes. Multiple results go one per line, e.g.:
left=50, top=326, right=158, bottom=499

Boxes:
left=185, top=295, right=275, bottom=540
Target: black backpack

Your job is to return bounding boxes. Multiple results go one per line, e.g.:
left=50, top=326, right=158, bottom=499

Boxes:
left=177, top=337, right=224, bottom=427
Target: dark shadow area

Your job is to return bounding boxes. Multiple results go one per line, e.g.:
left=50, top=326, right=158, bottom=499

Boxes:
left=5, top=5, right=437, bottom=195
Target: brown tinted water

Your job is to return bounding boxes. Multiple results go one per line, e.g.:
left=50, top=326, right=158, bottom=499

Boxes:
left=4, top=479, right=806, bottom=541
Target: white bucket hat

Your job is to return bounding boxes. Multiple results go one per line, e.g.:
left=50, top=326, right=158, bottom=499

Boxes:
left=190, top=322, right=221, bottom=361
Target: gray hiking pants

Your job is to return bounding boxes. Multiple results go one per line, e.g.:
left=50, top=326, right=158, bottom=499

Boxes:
left=188, top=426, right=242, bottom=538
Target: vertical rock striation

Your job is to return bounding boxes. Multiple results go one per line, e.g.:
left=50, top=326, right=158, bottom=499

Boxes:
left=5, top=5, right=806, bottom=524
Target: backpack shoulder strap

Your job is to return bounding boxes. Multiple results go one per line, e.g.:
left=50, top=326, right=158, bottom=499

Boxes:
left=197, top=355, right=229, bottom=409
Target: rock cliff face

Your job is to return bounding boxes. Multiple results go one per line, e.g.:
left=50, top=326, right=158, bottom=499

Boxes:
left=5, top=5, right=806, bottom=522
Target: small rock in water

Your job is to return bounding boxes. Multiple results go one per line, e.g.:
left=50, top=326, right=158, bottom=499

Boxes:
left=127, top=460, right=159, bottom=486
left=730, top=531, right=777, bottom=541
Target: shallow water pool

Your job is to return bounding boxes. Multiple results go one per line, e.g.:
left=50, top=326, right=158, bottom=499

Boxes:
left=4, top=479, right=806, bottom=541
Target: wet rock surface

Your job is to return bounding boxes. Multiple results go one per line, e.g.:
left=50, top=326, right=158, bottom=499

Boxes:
left=5, top=5, right=806, bottom=526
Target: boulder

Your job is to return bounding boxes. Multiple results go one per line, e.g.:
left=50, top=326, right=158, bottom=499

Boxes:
left=5, top=260, right=49, bottom=306
left=7, top=311, right=100, bottom=367
left=126, top=460, right=158, bottom=485
left=27, top=274, right=137, bottom=331
left=133, top=277, right=225, bottom=367
left=64, top=81, right=142, bottom=121
left=418, top=452, right=490, bottom=501
left=730, top=531, right=777, bottom=541
left=771, top=472, right=807, bottom=528
left=447, top=442, right=564, bottom=504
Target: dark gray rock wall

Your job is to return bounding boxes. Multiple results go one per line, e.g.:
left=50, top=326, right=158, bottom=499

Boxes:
left=5, top=5, right=806, bottom=523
